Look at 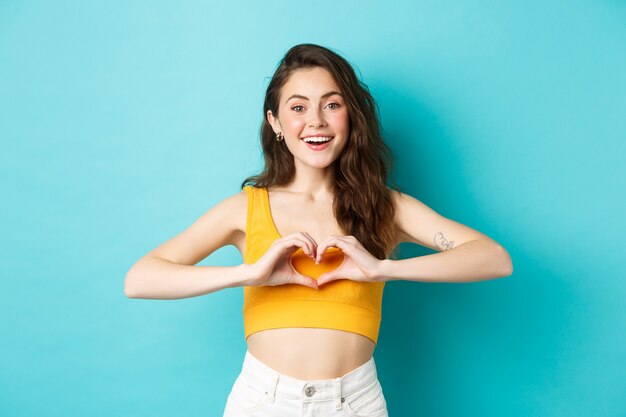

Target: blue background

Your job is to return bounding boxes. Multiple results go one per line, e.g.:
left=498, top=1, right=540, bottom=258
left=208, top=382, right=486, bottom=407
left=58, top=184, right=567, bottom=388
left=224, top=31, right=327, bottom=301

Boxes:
left=1, top=1, right=624, bottom=416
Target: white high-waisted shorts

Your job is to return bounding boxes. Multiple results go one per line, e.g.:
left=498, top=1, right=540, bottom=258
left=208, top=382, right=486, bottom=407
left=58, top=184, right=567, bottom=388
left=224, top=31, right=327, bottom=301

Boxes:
left=222, top=349, right=389, bottom=417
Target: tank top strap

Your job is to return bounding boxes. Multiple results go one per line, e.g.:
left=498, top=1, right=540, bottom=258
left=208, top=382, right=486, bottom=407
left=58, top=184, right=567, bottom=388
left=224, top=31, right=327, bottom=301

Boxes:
left=242, top=185, right=277, bottom=263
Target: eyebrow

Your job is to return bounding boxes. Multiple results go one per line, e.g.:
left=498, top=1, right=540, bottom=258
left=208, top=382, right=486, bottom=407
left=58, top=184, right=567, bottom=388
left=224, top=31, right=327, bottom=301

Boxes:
left=285, top=91, right=343, bottom=104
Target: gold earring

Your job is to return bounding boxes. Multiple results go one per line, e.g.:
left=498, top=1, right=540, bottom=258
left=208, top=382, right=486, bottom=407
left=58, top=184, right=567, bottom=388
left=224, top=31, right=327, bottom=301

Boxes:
left=276, top=132, right=284, bottom=142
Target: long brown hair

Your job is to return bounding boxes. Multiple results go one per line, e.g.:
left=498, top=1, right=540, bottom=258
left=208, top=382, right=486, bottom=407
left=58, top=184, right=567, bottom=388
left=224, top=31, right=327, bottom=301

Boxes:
left=242, top=43, right=400, bottom=260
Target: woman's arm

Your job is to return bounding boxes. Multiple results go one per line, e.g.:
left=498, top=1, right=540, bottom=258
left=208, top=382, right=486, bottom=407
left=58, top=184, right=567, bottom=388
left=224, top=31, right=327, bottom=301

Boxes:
left=124, top=190, right=253, bottom=299
left=125, top=259, right=255, bottom=300
left=378, top=240, right=512, bottom=283
left=378, top=191, right=513, bottom=283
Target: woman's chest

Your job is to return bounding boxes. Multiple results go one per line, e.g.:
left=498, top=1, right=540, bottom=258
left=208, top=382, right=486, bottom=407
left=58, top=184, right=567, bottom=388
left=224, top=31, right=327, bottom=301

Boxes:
left=269, top=195, right=346, bottom=244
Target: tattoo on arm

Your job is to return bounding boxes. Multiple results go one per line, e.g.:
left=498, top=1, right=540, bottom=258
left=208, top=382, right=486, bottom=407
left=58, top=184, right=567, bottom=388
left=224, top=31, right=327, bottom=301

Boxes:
left=434, top=232, right=455, bottom=251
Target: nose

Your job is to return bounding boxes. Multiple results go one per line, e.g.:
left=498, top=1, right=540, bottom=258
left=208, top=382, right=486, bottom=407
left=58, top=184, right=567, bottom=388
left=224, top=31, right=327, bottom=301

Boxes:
left=308, top=106, right=327, bottom=128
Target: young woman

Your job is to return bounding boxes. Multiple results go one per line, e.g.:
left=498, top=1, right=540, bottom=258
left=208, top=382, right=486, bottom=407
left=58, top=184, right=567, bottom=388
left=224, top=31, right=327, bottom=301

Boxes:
left=125, top=43, right=513, bottom=417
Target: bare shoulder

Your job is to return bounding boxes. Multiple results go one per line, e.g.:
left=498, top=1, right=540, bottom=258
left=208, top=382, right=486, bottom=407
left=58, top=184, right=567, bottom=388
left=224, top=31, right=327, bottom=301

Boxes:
left=194, top=188, right=248, bottom=233
left=389, top=188, right=407, bottom=204
left=219, top=188, right=248, bottom=232
left=389, top=188, right=413, bottom=216
left=144, top=188, right=248, bottom=265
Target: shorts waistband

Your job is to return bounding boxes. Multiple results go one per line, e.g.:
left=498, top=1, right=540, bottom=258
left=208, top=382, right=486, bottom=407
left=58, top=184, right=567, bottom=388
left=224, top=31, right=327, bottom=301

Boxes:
left=238, top=349, right=378, bottom=408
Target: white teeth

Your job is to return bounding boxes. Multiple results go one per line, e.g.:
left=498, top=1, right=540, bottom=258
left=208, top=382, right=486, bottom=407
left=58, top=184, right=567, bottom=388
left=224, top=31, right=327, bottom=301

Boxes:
left=302, top=136, right=333, bottom=143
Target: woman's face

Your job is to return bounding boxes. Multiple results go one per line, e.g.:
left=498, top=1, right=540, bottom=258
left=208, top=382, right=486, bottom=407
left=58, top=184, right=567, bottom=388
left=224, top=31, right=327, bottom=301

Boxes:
left=267, top=67, right=350, bottom=169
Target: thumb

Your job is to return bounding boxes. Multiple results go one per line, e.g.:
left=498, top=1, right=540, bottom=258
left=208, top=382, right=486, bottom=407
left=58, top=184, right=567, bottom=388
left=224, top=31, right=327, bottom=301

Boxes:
left=293, top=272, right=319, bottom=290
left=317, top=272, right=337, bottom=287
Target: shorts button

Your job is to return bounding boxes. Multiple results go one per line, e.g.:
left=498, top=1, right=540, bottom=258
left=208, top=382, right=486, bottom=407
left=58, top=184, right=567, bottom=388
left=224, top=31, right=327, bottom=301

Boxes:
left=305, top=386, right=316, bottom=397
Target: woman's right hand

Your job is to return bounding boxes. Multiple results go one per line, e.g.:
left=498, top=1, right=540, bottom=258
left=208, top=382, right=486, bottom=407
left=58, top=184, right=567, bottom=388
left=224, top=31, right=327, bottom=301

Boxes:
left=246, top=232, right=319, bottom=289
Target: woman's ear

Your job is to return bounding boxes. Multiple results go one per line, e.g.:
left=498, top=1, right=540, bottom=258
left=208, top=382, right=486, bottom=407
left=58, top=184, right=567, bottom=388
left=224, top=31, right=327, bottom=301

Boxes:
left=267, top=110, right=280, bottom=133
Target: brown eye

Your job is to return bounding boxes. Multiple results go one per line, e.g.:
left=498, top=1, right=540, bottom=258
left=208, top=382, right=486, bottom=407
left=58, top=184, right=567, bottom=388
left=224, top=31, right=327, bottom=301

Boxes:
left=292, top=105, right=304, bottom=112
left=327, top=102, right=341, bottom=109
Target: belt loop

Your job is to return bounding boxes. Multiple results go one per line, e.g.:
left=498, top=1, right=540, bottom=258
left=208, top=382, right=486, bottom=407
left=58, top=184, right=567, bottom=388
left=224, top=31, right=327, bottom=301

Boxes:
left=333, top=377, right=342, bottom=410
left=266, top=373, right=279, bottom=403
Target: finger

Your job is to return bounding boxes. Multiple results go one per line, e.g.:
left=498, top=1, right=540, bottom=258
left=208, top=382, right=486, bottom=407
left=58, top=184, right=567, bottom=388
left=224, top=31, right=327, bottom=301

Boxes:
left=315, top=236, right=349, bottom=263
left=280, top=236, right=313, bottom=257
left=283, top=233, right=314, bottom=257
left=302, top=231, right=318, bottom=258
left=299, top=232, right=317, bottom=257
left=290, top=231, right=317, bottom=258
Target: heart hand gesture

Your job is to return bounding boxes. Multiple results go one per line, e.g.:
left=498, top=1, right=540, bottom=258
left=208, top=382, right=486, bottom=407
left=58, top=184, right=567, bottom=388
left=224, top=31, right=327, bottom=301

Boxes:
left=315, top=235, right=385, bottom=287
left=248, top=232, right=320, bottom=289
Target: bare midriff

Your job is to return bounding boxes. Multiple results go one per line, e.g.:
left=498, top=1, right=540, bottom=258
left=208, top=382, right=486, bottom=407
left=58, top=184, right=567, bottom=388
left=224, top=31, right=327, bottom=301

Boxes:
left=246, top=327, right=376, bottom=380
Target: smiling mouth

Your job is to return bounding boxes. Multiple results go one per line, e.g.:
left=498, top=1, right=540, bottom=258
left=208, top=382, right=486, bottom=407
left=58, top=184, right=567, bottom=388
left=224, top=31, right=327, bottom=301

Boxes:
left=301, top=136, right=334, bottom=144
left=300, top=136, right=334, bottom=151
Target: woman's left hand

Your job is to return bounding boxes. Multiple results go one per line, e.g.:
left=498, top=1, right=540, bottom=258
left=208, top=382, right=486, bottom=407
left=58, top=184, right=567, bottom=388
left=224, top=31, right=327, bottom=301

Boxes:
left=314, top=235, right=385, bottom=286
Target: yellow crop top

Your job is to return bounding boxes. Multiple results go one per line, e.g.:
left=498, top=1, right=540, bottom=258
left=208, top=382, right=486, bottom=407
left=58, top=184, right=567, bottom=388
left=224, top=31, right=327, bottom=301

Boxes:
left=242, top=185, right=385, bottom=344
